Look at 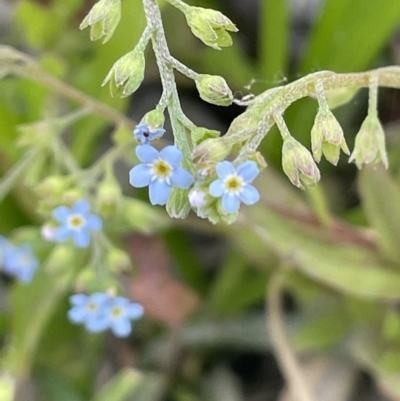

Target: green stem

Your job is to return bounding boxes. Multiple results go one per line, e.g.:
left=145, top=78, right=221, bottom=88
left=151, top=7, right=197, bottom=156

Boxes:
left=305, top=185, right=332, bottom=227
left=267, top=270, right=315, bottom=401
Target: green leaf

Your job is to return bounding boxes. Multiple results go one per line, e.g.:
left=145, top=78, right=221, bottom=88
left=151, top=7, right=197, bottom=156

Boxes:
left=359, top=166, right=400, bottom=263
left=91, top=369, right=143, bottom=401
left=258, top=0, right=289, bottom=83
left=245, top=206, right=400, bottom=300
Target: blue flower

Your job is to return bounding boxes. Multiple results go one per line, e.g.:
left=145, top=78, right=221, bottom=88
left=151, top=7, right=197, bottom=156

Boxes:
left=68, top=293, right=110, bottom=332
left=52, top=199, right=102, bottom=248
left=209, top=160, right=260, bottom=213
left=134, top=123, right=165, bottom=145
left=129, top=145, right=194, bottom=205
left=104, top=296, right=144, bottom=337
left=67, top=293, right=144, bottom=337
left=1, top=241, right=38, bottom=283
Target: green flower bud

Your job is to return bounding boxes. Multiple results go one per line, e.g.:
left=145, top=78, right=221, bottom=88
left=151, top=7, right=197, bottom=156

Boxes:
left=80, top=0, right=121, bottom=44
left=45, top=244, right=77, bottom=273
left=102, top=49, right=145, bottom=97
left=349, top=113, right=388, bottom=169
left=195, top=74, right=233, bottom=106
left=192, top=137, right=231, bottom=170
left=191, top=127, right=220, bottom=146
left=95, top=174, right=122, bottom=217
left=17, top=119, right=61, bottom=149
left=166, top=188, right=191, bottom=219
left=282, top=137, right=321, bottom=189
left=61, top=188, right=84, bottom=206
left=107, top=247, right=131, bottom=273
left=184, top=7, right=238, bottom=50
left=311, top=108, right=350, bottom=165
left=34, top=175, right=70, bottom=200
left=141, top=109, right=165, bottom=130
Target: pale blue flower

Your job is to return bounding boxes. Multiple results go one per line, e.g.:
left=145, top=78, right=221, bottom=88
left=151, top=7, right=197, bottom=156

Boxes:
left=1, top=241, right=38, bottom=283
left=134, top=123, right=165, bottom=145
left=67, top=293, right=144, bottom=337
left=104, top=296, right=144, bottom=337
left=209, top=160, right=260, bottom=213
left=129, top=145, right=194, bottom=205
left=52, top=199, right=102, bottom=248
left=68, top=293, right=110, bottom=332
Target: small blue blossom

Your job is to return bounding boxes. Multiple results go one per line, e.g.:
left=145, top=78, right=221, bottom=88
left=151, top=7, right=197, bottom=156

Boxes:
left=68, top=293, right=110, bottom=332
left=129, top=145, right=194, bottom=205
left=134, top=123, right=165, bottom=145
left=209, top=160, right=260, bottom=213
left=1, top=240, right=38, bottom=283
left=52, top=199, right=102, bottom=248
left=104, top=296, right=144, bottom=337
left=68, top=293, right=144, bottom=337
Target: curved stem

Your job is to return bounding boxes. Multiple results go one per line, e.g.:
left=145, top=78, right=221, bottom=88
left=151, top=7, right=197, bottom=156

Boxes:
left=267, top=270, right=315, bottom=401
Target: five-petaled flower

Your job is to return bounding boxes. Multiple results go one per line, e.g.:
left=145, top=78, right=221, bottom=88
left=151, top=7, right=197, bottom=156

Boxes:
left=52, top=199, right=102, bottom=248
left=68, top=293, right=144, bottom=337
left=0, top=238, right=38, bottom=283
left=209, top=160, right=260, bottom=213
left=134, top=123, right=165, bottom=145
left=129, top=145, right=194, bottom=205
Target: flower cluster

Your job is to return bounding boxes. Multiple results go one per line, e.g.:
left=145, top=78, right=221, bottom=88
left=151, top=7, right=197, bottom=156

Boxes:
left=68, top=292, right=144, bottom=337
left=52, top=199, right=102, bottom=248
left=0, top=237, right=38, bottom=283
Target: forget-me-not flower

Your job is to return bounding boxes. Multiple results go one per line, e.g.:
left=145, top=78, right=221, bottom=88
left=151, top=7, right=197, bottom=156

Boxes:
left=129, top=145, right=194, bottom=205
left=209, top=160, right=260, bottom=213
left=68, top=293, right=110, bottom=332
left=68, top=293, right=144, bottom=337
left=134, top=123, right=165, bottom=145
left=52, top=199, right=102, bottom=248
left=1, top=241, right=38, bottom=283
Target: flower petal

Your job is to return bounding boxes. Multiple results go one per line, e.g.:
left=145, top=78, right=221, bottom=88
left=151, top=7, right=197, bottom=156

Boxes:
left=70, top=294, right=88, bottom=307
left=111, top=317, right=132, bottom=337
left=85, top=314, right=110, bottom=332
left=149, top=180, right=171, bottom=205
left=52, top=206, right=70, bottom=222
left=171, top=167, right=193, bottom=188
left=73, top=230, right=90, bottom=248
left=126, top=303, right=144, bottom=319
left=239, top=185, right=260, bottom=205
left=209, top=179, right=224, bottom=197
left=221, top=193, right=240, bottom=213
left=68, top=306, right=87, bottom=323
left=73, top=199, right=90, bottom=215
left=216, top=161, right=235, bottom=178
left=160, top=145, right=182, bottom=167
left=136, top=144, right=159, bottom=163
left=129, top=164, right=152, bottom=187
left=87, top=215, right=102, bottom=231
left=237, top=161, right=259, bottom=183
left=54, top=226, right=71, bottom=242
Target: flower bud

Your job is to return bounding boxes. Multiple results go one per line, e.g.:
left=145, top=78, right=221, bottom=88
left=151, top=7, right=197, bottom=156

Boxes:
left=191, top=127, right=220, bottom=146
left=34, top=175, right=69, bottom=200
left=95, top=174, right=122, bottom=217
left=349, top=113, right=388, bottom=169
left=141, top=109, right=165, bottom=130
left=282, top=137, right=321, bottom=189
left=45, top=244, right=77, bottom=273
left=195, top=74, right=233, bottom=106
left=80, top=0, right=121, bottom=44
left=107, top=247, right=131, bottom=273
left=311, top=108, right=350, bottom=165
left=192, top=137, right=231, bottom=169
left=61, top=189, right=84, bottom=206
left=102, top=49, right=145, bottom=97
left=134, top=110, right=166, bottom=145
left=184, top=7, right=238, bottom=50
left=188, top=188, right=207, bottom=208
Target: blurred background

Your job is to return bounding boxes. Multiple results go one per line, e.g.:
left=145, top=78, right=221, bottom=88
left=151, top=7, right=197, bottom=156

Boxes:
left=1, top=0, right=400, bottom=400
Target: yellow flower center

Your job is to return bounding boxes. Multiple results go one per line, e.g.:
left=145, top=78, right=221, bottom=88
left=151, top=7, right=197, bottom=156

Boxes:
left=224, top=175, right=243, bottom=192
left=86, top=302, right=98, bottom=312
left=68, top=214, right=84, bottom=229
left=153, top=160, right=171, bottom=178
left=111, top=307, right=123, bottom=317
